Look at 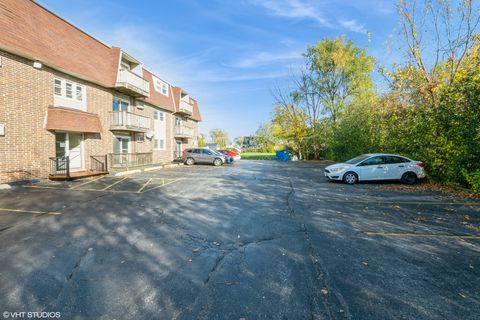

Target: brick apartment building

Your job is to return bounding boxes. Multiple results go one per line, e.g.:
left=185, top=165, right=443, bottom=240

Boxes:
left=0, top=0, right=201, bottom=184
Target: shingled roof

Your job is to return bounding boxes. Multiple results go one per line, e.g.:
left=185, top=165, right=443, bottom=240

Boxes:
left=0, top=0, right=119, bottom=87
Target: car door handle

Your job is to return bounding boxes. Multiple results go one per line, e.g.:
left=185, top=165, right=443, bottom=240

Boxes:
left=398, top=165, right=405, bottom=167
left=376, top=166, right=384, bottom=169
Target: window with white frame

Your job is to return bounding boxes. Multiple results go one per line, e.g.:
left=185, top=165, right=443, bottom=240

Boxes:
left=152, top=76, right=169, bottom=96
left=54, top=79, right=62, bottom=96
left=153, top=110, right=166, bottom=150
left=65, top=82, right=73, bottom=98
left=53, top=78, right=85, bottom=102
left=53, top=77, right=87, bottom=111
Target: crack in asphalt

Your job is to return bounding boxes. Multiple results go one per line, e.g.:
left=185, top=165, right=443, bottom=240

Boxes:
left=288, top=179, right=352, bottom=320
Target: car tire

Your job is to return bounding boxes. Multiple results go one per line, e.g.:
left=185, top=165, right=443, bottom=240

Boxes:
left=213, top=158, right=222, bottom=166
left=343, top=172, right=358, bottom=185
left=185, top=157, right=195, bottom=166
left=401, top=172, right=417, bottom=185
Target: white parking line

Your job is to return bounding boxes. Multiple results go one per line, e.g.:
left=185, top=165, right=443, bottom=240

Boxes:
left=0, top=208, right=62, bottom=215
left=101, top=177, right=127, bottom=191
left=69, top=176, right=105, bottom=190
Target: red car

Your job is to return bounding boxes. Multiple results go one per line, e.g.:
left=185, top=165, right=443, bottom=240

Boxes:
left=218, top=150, right=241, bottom=160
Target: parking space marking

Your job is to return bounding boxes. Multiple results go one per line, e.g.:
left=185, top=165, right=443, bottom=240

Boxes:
left=24, top=185, right=65, bottom=190
left=0, top=208, right=62, bottom=215
left=101, top=177, right=128, bottom=191
left=324, top=199, right=480, bottom=206
left=137, top=178, right=153, bottom=193
left=142, top=178, right=184, bottom=193
left=69, top=176, right=106, bottom=190
left=365, top=232, right=480, bottom=239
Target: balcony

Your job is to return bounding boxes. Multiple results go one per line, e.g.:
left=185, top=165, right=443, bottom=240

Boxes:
left=177, top=100, right=193, bottom=116
left=115, top=69, right=150, bottom=97
left=108, top=152, right=153, bottom=169
left=110, top=111, right=150, bottom=132
left=174, top=125, right=194, bottom=138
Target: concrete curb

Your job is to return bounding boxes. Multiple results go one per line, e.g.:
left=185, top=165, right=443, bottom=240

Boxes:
left=113, top=163, right=184, bottom=176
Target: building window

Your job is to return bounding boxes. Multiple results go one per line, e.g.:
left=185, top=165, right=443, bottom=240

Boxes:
left=154, top=139, right=164, bottom=150
left=54, top=79, right=62, bottom=96
left=153, top=110, right=166, bottom=150
left=153, top=76, right=169, bottom=96
left=136, top=133, right=145, bottom=142
left=76, top=85, right=83, bottom=101
left=112, top=98, right=129, bottom=112
left=65, top=82, right=73, bottom=98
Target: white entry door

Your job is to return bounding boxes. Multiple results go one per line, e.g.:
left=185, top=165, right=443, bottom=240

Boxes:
left=55, top=132, right=84, bottom=170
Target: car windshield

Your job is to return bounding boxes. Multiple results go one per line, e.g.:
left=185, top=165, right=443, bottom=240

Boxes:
left=345, top=154, right=371, bottom=164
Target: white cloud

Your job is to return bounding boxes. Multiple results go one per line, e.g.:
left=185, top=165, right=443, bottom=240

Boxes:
left=250, top=0, right=371, bottom=34
left=250, top=0, right=333, bottom=27
left=339, top=19, right=367, bottom=34
left=233, top=51, right=303, bottom=68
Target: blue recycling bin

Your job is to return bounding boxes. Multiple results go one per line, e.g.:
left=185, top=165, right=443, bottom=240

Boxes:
left=276, top=150, right=290, bottom=161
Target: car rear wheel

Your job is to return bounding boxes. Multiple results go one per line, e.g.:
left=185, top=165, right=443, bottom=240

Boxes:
left=401, top=172, right=417, bottom=185
left=213, top=158, right=222, bottom=166
left=185, top=157, right=195, bottom=166
left=343, top=172, right=358, bottom=185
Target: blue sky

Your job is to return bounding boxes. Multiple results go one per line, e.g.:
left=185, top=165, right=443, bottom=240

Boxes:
left=38, top=0, right=400, bottom=141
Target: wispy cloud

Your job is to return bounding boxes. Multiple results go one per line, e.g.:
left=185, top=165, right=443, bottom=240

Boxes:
left=250, top=0, right=333, bottom=28
left=250, top=0, right=369, bottom=34
left=232, top=51, right=303, bottom=68
left=339, top=19, right=367, bottom=34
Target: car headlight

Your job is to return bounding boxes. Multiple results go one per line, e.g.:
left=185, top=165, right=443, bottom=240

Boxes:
left=330, top=167, right=347, bottom=173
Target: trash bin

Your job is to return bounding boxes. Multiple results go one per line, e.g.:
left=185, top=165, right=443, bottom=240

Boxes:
left=276, top=150, right=290, bottom=161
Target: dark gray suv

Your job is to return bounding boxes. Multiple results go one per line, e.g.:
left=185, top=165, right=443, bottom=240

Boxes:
left=183, top=148, right=226, bottom=166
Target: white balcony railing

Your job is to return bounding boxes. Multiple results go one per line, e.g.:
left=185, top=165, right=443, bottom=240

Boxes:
left=110, top=111, right=150, bottom=132
left=174, top=125, right=194, bottom=137
left=179, top=100, right=193, bottom=115
left=116, top=69, right=150, bottom=96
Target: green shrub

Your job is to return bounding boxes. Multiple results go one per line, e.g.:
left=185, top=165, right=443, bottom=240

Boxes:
left=463, top=170, right=480, bottom=194
left=241, top=153, right=276, bottom=160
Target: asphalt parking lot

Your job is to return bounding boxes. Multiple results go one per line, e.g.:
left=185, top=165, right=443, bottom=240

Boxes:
left=0, top=161, right=479, bottom=319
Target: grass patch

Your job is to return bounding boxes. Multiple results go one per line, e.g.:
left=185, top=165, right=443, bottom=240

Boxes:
left=241, top=152, right=276, bottom=160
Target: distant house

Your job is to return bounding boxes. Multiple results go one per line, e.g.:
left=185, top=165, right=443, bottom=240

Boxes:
left=233, top=136, right=257, bottom=149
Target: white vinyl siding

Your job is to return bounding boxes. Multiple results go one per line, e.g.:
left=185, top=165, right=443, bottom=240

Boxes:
left=153, top=110, right=166, bottom=150
left=53, top=77, right=87, bottom=111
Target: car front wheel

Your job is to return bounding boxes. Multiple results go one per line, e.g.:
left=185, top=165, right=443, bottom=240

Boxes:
left=401, top=172, right=417, bottom=185
left=213, top=158, right=222, bottom=166
left=343, top=172, right=358, bottom=185
left=185, top=157, right=195, bottom=166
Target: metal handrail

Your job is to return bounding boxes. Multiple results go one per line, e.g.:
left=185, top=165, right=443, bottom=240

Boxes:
left=49, top=156, right=70, bottom=178
left=90, top=155, right=108, bottom=172
left=108, top=152, right=153, bottom=169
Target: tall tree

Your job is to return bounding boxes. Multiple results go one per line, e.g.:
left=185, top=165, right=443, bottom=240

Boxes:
left=210, top=128, right=229, bottom=148
left=303, top=36, right=375, bottom=124
left=253, top=123, right=278, bottom=153
left=197, top=133, right=206, bottom=147
left=397, top=0, right=480, bottom=102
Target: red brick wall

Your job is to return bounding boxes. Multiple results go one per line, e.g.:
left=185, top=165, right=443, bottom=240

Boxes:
left=0, top=51, right=55, bottom=183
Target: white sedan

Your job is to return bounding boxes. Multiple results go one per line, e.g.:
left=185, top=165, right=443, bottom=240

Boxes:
left=324, top=153, right=426, bottom=185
